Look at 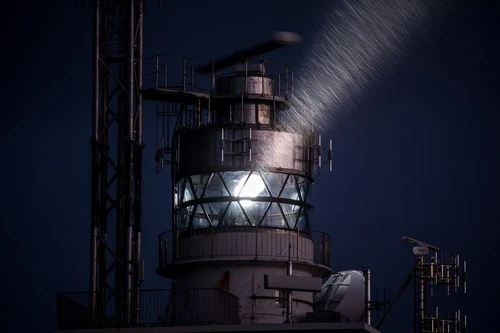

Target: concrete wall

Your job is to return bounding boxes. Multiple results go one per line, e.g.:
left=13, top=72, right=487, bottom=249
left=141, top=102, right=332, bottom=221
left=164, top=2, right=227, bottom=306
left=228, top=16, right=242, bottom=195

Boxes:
left=174, top=263, right=315, bottom=324
left=169, top=231, right=329, bottom=324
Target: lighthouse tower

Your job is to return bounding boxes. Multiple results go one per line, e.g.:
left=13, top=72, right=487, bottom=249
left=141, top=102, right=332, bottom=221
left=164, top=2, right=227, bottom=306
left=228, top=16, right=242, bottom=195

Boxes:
left=153, top=32, right=332, bottom=325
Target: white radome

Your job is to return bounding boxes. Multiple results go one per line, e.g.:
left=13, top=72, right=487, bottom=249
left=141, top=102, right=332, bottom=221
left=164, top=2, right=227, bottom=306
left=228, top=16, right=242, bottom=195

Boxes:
left=314, top=270, right=366, bottom=321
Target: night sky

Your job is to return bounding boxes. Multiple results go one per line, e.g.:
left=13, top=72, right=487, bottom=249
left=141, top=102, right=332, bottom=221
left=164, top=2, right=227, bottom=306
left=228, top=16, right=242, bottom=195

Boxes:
left=3, top=0, right=499, bottom=332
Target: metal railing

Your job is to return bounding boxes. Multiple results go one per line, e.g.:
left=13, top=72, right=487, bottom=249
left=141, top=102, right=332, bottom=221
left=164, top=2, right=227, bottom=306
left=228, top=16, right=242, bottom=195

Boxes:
left=169, top=288, right=239, bottom=326
left=56, top=288, right=238, bottom=329
left=159, top=227, right=330, bottom=269
left=143, top=55, right=294, bottom=98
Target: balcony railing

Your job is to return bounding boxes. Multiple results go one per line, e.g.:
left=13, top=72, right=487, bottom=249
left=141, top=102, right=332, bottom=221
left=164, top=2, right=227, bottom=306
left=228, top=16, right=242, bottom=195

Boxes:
left=158, top=227, right=331, bottom=270
left=56, top=288, right=239, bottom=329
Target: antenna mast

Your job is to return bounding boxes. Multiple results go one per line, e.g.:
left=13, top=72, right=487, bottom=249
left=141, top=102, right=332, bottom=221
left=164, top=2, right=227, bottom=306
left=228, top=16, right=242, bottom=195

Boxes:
left=90, top=0, right=144, bottom=326
left=402, top=236, right=467, bottom=333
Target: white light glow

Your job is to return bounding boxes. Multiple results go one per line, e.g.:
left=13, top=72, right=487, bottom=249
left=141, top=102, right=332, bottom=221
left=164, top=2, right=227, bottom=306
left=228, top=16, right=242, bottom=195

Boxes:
left=234, top=174, right=266, bottom=207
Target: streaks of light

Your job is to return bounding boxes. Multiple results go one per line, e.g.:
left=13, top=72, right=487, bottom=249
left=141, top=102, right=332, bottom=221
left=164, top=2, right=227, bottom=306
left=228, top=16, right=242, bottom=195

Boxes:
left=283, top=0, right=438, bottom=135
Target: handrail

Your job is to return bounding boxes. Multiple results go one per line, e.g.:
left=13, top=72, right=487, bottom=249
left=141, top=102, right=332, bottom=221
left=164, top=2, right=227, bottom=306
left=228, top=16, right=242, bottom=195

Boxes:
left=143, top=54, right=293, bottom=97
left=158, top=227, right=330, bottom=268
left=56, top=288, right=239, bottom=329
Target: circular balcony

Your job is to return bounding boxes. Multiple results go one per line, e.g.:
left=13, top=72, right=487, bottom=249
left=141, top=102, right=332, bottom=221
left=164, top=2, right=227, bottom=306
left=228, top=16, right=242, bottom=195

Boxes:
left=157, top=227, right=331, bottom=278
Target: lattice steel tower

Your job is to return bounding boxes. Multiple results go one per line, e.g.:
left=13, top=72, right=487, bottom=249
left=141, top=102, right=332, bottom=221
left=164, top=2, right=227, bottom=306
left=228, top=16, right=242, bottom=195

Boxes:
left=89, top=0, right=144, bottom=326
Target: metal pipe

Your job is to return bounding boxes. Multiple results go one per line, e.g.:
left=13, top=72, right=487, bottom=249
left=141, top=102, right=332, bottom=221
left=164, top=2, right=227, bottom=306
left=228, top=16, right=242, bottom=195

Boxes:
left=249, top=128, right=252, bottom=162
left=286, top=243, right=293, bottom=323
left=435, top=252, right=438, bottom=285
left=197, top=98, right=201, bottom=127
left=137, top=4, right=143, bottom=145
left=155, top=55, right=159, bottom=88
left=413, top=269, right=418, bottom=333
left=124, top=224, right=133, bottom=325
left=245, top=59, right=248, bottom=94
left=430, top=254, right=434, bottom=279
left=273, top=96, right=276, bottom=126
left=458, top=309, right=461, bottom=332
left=364, top=268, right=371, bottom=325
left=241, top=93, right=244, bottom=123
left=318, top=134, right=322, bottom=167
left=90, top=1, right=100, bottom=321
left=164, top=63, right=168, bottom=88
left=419, top=256, right=425, bottom=332
left=135, top=2, right=144, bottom=325
left=446, top=265, right=451, bottom=296
left=124, top=0, right=137, bottom=326
left=128, top=0, right=135, bottom=141
left=278, top=74, right=281, bottom=96
left=210, top=60, right=215, bottom=93
left=92, top=0, right=100, bottom=138
left=261, top=62, right=265, bottom=95
left=296, top=228, right=299, bottom=260
left=463, top=260, right=467, bottom=294
left=329, top=139, right=333, bottom=172
left=434, top=307, right=438, bottom=333
left=376, top=261, right=418, bottom=330
left=183, top=57, right=186, bottom=92
left=191, top=66, right=195, bottom=90
left=208, top=96, right=211, bottom=124
left=221, top=128, right=224, bottom=162
left=90, top=227, right=97, bottom=320
left=285, top=65, right=289, bottom=98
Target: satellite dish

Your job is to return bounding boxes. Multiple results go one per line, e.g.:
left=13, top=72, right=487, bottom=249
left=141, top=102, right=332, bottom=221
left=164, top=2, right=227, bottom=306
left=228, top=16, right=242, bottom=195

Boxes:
left=314, top=270, right=366, bottom=321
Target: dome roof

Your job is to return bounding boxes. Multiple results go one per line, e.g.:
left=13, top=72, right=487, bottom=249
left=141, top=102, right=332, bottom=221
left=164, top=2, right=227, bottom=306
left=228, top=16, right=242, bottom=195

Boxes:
left=314, top=270, right=366, bottom=321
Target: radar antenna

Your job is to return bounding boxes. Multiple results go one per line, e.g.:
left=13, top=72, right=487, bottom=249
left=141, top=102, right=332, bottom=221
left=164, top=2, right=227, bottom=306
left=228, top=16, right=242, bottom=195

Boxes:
left=195, top=31, right=301, bottom=73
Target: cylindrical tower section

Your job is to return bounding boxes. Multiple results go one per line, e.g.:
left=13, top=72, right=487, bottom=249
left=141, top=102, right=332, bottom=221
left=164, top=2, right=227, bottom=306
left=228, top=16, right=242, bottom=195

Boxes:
left=214, top=66, right=274, bottom=125
left=158, top=62, right=331, bottom=324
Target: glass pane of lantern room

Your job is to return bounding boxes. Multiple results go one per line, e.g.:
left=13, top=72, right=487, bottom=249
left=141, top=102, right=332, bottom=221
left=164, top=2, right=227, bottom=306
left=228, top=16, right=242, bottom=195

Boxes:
left=295, top=208, right=309, bottom=232
left=220, top=171, right=249, bottom=196
left=243, top=202, right=271, bottom=226
left=261, top=172, right=288, bottom=197
left=205, top=202, right=230, bottom=227
left=280, top=176, right=299, bottom=201
left=192, top=204, right=210, bottom=228
left=221, top=202, right=252, bottom=227
left=281, top=203, right=300, bottom=229
left=297, top=176, right=310, bottom=202
left=176, top=206, right=191, bottom=229
left=177, top=178, right=186, bottom=203
left=203, top=173, right=230, bottom=198
left=180, top=178, right=195, bottom=203
left=238, top=173, right=268, bottom=198
left=260, top=203, right=288, bottom=228
left=189, top=174, right=210, bottom=199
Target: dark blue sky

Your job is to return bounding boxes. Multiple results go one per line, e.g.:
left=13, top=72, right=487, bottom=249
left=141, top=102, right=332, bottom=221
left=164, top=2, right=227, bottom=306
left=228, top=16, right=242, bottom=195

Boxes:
left=3, top=0, right=499, bottom=332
